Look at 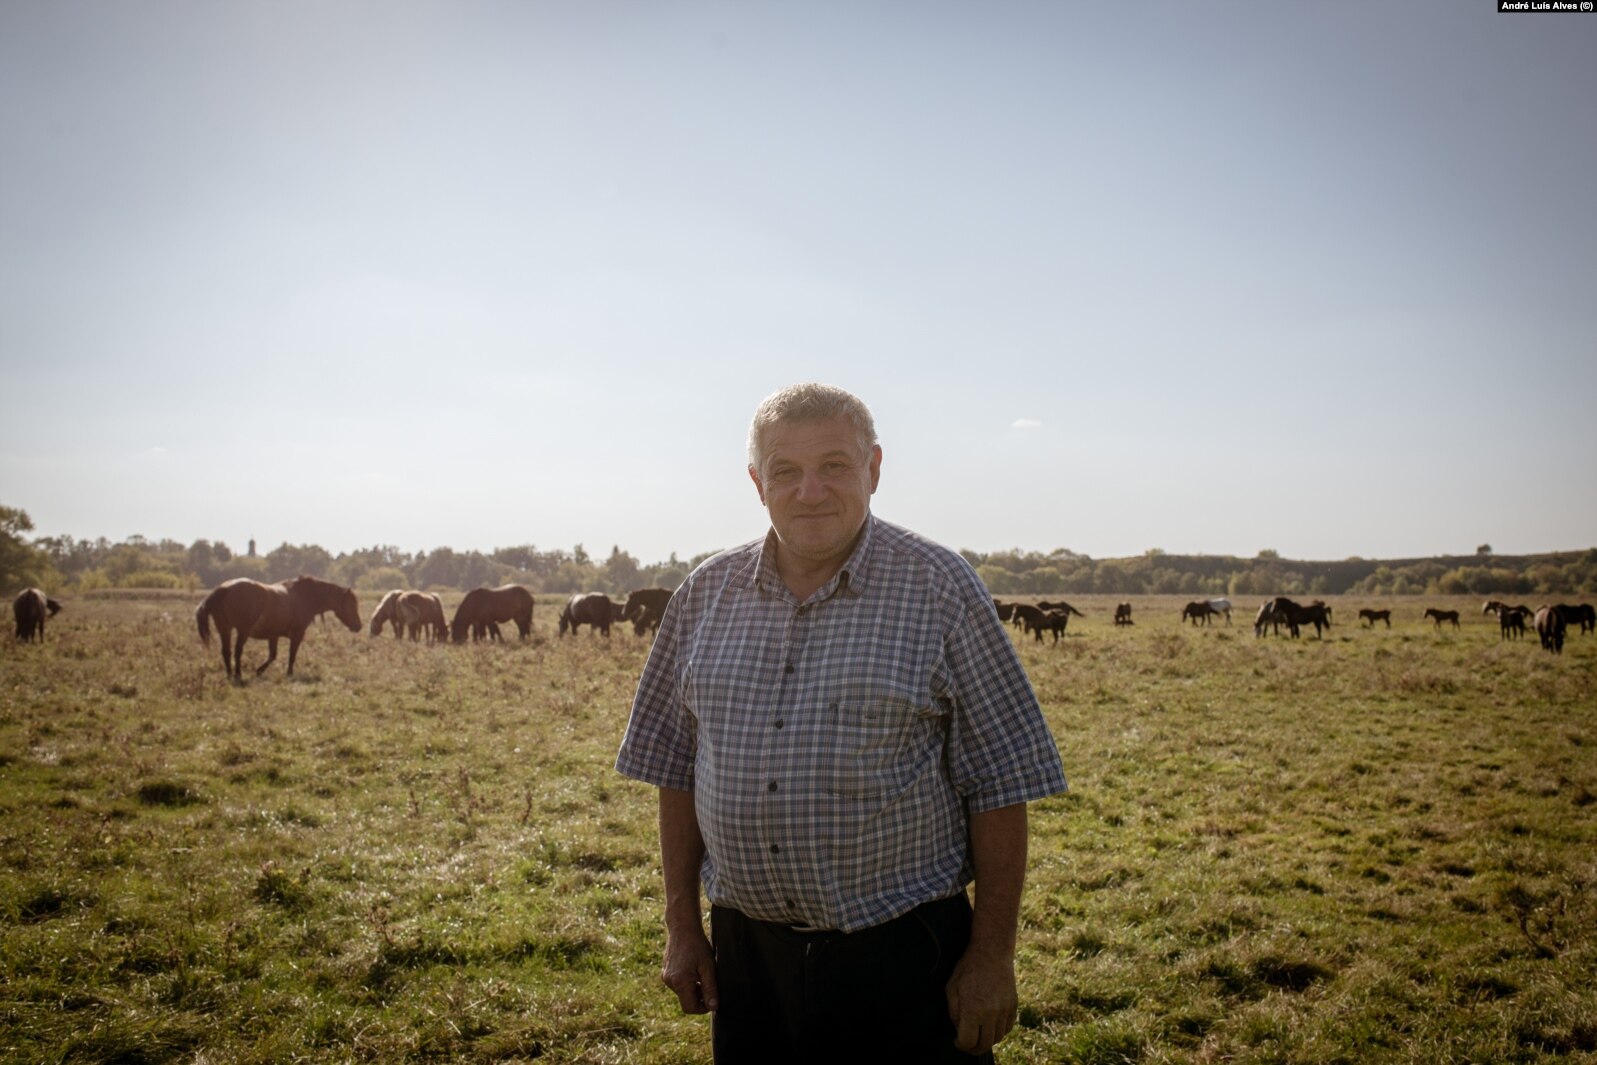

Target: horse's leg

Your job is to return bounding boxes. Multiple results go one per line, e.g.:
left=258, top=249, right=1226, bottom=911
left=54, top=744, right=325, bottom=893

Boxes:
left=256, top=638, right=279, bottom=676
left=287, top=633, right=302, bottom=675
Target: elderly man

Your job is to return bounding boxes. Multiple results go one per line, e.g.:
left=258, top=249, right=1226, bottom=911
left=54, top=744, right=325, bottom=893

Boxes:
left=616, top=383, right=1067, bottom=1063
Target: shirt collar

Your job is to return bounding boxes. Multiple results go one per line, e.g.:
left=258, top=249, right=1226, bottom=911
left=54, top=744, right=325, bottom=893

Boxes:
left=750, top=512, right=876, bottom=603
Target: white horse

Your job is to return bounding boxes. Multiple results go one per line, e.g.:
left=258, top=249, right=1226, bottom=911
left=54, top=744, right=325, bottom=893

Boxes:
left=1205, top=597, right=1233, bottom=624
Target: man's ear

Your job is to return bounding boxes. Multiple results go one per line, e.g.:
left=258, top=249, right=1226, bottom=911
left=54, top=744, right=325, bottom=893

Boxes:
left=748, top=465, right=766, bottom=505
left=867, top=445, right=882, bottom=494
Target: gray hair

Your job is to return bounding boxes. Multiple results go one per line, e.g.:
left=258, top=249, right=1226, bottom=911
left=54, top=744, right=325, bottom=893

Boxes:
left=747, top=382, right=878, bottom=471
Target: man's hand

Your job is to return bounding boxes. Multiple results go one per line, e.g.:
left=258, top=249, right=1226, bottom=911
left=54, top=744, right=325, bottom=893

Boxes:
left=945, top=945, right=1018, bottom=1054
left=662, top=923, right=720, bottom=1014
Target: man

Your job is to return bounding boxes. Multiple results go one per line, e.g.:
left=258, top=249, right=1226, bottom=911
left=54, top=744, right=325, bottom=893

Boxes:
left=616, top=383, right=1067, bottom=1063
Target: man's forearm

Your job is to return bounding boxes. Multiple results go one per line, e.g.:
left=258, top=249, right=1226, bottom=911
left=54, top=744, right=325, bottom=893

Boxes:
left=966, top=802, right=1029, bottom=958
left=659, top=787, right=706, bottom=933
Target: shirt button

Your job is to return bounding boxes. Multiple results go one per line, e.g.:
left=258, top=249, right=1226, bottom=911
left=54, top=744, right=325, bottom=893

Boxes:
left=774, top=719, right=784, bottom=729
left=783, top=663, right=794, bottom=674
left=797, top=605, right=808, bottom=616
left=770, top=844, right=781, bottom=854
left=767, top=781, right=778, bottom=792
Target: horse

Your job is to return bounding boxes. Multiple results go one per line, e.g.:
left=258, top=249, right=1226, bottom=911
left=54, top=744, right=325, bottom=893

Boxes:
left=992, top=599, right=1015, bottom=622
left=1182, top=601, right=1218, bottom=626
left=1498, top=606, right=1531, bottom=640
left=1558, top=603, right=1595, bottom=635
left=1536, top=606, right=1566, bottom=654
left=1254, top=600, right=1283, bottom=637
left=1424, top=608, right=1460, bottom=631
left=1038, top=600, right=1085, bottom=620
left=397, top=591, right=448, bottom=642
left=195, top=576, right=361, bottom=680
left=1206, top=597, right=1232, bottom=624
left=369, top=590, right=405, bottom=638
left=622, top=588, right=674, bottom=634
left=1269, top=597, right=1332, bottom=639
left=559, top=592, right=626, bottom=636
left=1010, top=604, right=1053, bottom=642
left=13, top=588, right=62, bottom=642
left=1358, top=608, right=1391, bottom=629
left=1113, top=602, right=1134, bottom=626
left=450, top=584, right=534, bottom=642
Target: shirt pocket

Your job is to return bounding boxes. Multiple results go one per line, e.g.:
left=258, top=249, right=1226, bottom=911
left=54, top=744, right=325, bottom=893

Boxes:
left=826, top=683, right=944, bottom=800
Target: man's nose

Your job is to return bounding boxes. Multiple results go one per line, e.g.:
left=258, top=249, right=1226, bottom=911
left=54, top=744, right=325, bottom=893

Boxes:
left=795, top=468, right=827, bottom=501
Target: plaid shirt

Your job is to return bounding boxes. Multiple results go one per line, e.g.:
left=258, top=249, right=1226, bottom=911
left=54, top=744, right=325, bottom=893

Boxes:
left=615, top=515, right=1067, bottom=933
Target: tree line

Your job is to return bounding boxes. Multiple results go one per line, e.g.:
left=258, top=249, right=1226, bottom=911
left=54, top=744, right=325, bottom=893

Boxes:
left=4, top=504, right=1595, bottom=599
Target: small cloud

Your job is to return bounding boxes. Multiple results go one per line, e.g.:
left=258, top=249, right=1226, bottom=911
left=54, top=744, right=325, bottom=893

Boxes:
left=1012, top=419, right=1042, bottom=429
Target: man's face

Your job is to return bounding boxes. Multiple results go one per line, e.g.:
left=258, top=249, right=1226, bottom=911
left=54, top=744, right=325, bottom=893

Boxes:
left=749, top=416, right=881, bottom=569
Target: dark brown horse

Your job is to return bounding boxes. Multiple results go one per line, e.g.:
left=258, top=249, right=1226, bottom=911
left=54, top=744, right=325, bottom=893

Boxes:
left=1424, top=608, right=1460, bottom=630
left=398, top=592, right=448, bottom=642
left=623, top=587, right=674, bottom=635
left=13, top=588, right=62, bottom=642
left=1269, top=597, right=1332, bottom=639
left=1559, top=603, right=1596, bottom=635
left=1113, top=602, right=1134, bottom=626
left=559, top=592, right=625, bottom=636
left=196, top=576, right=361, bottom=680
left=1358, top=608, right=1391, bottom=629
left=450, top=584, right=535, bottom=642
left=1182, top=601, right=1218, bottom=626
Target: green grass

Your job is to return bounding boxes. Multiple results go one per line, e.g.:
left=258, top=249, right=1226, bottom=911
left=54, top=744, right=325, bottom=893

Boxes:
left=1, top=593, right=1593, bottom=1063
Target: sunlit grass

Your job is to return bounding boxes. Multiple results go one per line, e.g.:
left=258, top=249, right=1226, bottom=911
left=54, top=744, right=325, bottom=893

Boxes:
left=1, top=594, right=1593, bottom=1063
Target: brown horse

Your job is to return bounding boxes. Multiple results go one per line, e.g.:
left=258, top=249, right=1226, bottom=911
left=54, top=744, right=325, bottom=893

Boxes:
left=1424, top=608, right=1460, bottom=631
left=13, top=588, right=62, bottom=642
left=623, top=587, right=674, bottom=635
left=1269, top=597, right=1332, bottom=639
left=195, top=576, right=361, bottom=680
left=1182, top=601, right=1218, bottom=626
left=559, top=592, right=625, bottom=636
left=1113, top=602, right=1134, bottom=626
left=450, top=584, right=535, bottom=642
left=1358, top=608, right=1391, bottom=629
left=397, top=592, right=448, bottom=642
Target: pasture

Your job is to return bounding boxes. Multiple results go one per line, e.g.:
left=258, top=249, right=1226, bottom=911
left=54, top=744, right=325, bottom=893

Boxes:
left=2, top=593, right=1594, bottom=1064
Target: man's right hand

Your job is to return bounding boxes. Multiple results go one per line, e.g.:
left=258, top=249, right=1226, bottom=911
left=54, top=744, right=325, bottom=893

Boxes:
left=661, top=925, right=719, bottom=1014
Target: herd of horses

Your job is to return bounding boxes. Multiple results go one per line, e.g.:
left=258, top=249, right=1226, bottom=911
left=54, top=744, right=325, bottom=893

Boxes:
left=990, top=593, right=1593, bottom=654
left=13, top=579, right=1595, bottom=675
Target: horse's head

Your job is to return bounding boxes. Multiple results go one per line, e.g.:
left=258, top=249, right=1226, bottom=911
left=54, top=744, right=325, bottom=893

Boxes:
left=331, top=586, right=362, bottom=632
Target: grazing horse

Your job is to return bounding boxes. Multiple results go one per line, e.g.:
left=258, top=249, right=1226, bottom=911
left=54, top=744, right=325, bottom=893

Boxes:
left=559, top=592, right=625, bottom=636
left=1254, top=599, right=1291, bottom=637
left=622, top=587, right=674, bottom=635
left=1182, top=601, right=1218, bottom=626
left=1358, top=608, right=1391, bottom=629
left=1424, top=608, right=1460, bottom=630
left=13, top=588, right=62, bottom=642
left=450, top=584, right=535, bottom=642
left=1009, top=604, right=1052, bottom=642
left=1497, top=606, right=1531, bottom=640
left=1536, top=606, right=1566, bottom=654
left=1206, top=597, right=1232, bottom=624
left=1114, top=602, right=1134, bottom=626
left=397, top=592, right=448, bottom=642
left=195, top=576, right=361, bottom=680
left=1269, top=597, right=1332, bottom=639
left=369, top=590, right=405, bottom=638
left=1557, top=603, right=1596, bottom=635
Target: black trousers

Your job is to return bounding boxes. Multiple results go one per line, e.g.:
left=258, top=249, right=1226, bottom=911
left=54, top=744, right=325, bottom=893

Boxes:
left=709, top=894, right=996, bottom=1065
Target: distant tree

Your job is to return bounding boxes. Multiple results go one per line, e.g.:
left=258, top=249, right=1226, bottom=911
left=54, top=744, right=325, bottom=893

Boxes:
left=264, top=542, right=334, bottom=581
left=1477, top=543, right=1493, bottom=556
left=1, top=505, right=58, bottom=592
left=357, top=566, right=409, bottom=593
left=1257, top=548, right=1280, bottom=560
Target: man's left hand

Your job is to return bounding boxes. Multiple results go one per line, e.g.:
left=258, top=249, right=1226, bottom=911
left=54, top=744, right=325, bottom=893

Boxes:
left=945, top=945, right=1018, bottom=1055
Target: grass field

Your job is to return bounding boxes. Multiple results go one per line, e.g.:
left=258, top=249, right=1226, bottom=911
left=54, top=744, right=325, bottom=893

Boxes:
left=2, top=593, right=1594, bottom=1063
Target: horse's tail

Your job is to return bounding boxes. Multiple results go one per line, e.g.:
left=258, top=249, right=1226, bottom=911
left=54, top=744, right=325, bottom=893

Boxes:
left=196, top=589, right=219, bottom=645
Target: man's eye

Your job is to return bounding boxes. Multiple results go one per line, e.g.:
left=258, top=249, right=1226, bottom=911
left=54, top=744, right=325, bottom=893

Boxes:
left=769, top=467, right=800, bottom=484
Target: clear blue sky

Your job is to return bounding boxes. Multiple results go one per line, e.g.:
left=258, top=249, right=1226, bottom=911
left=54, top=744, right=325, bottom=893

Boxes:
left=3, top=1, right=1593, bottom=565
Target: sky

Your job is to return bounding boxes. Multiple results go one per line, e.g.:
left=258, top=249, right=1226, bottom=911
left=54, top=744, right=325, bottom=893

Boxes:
left=2, top=1, right=1594, bottom=566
